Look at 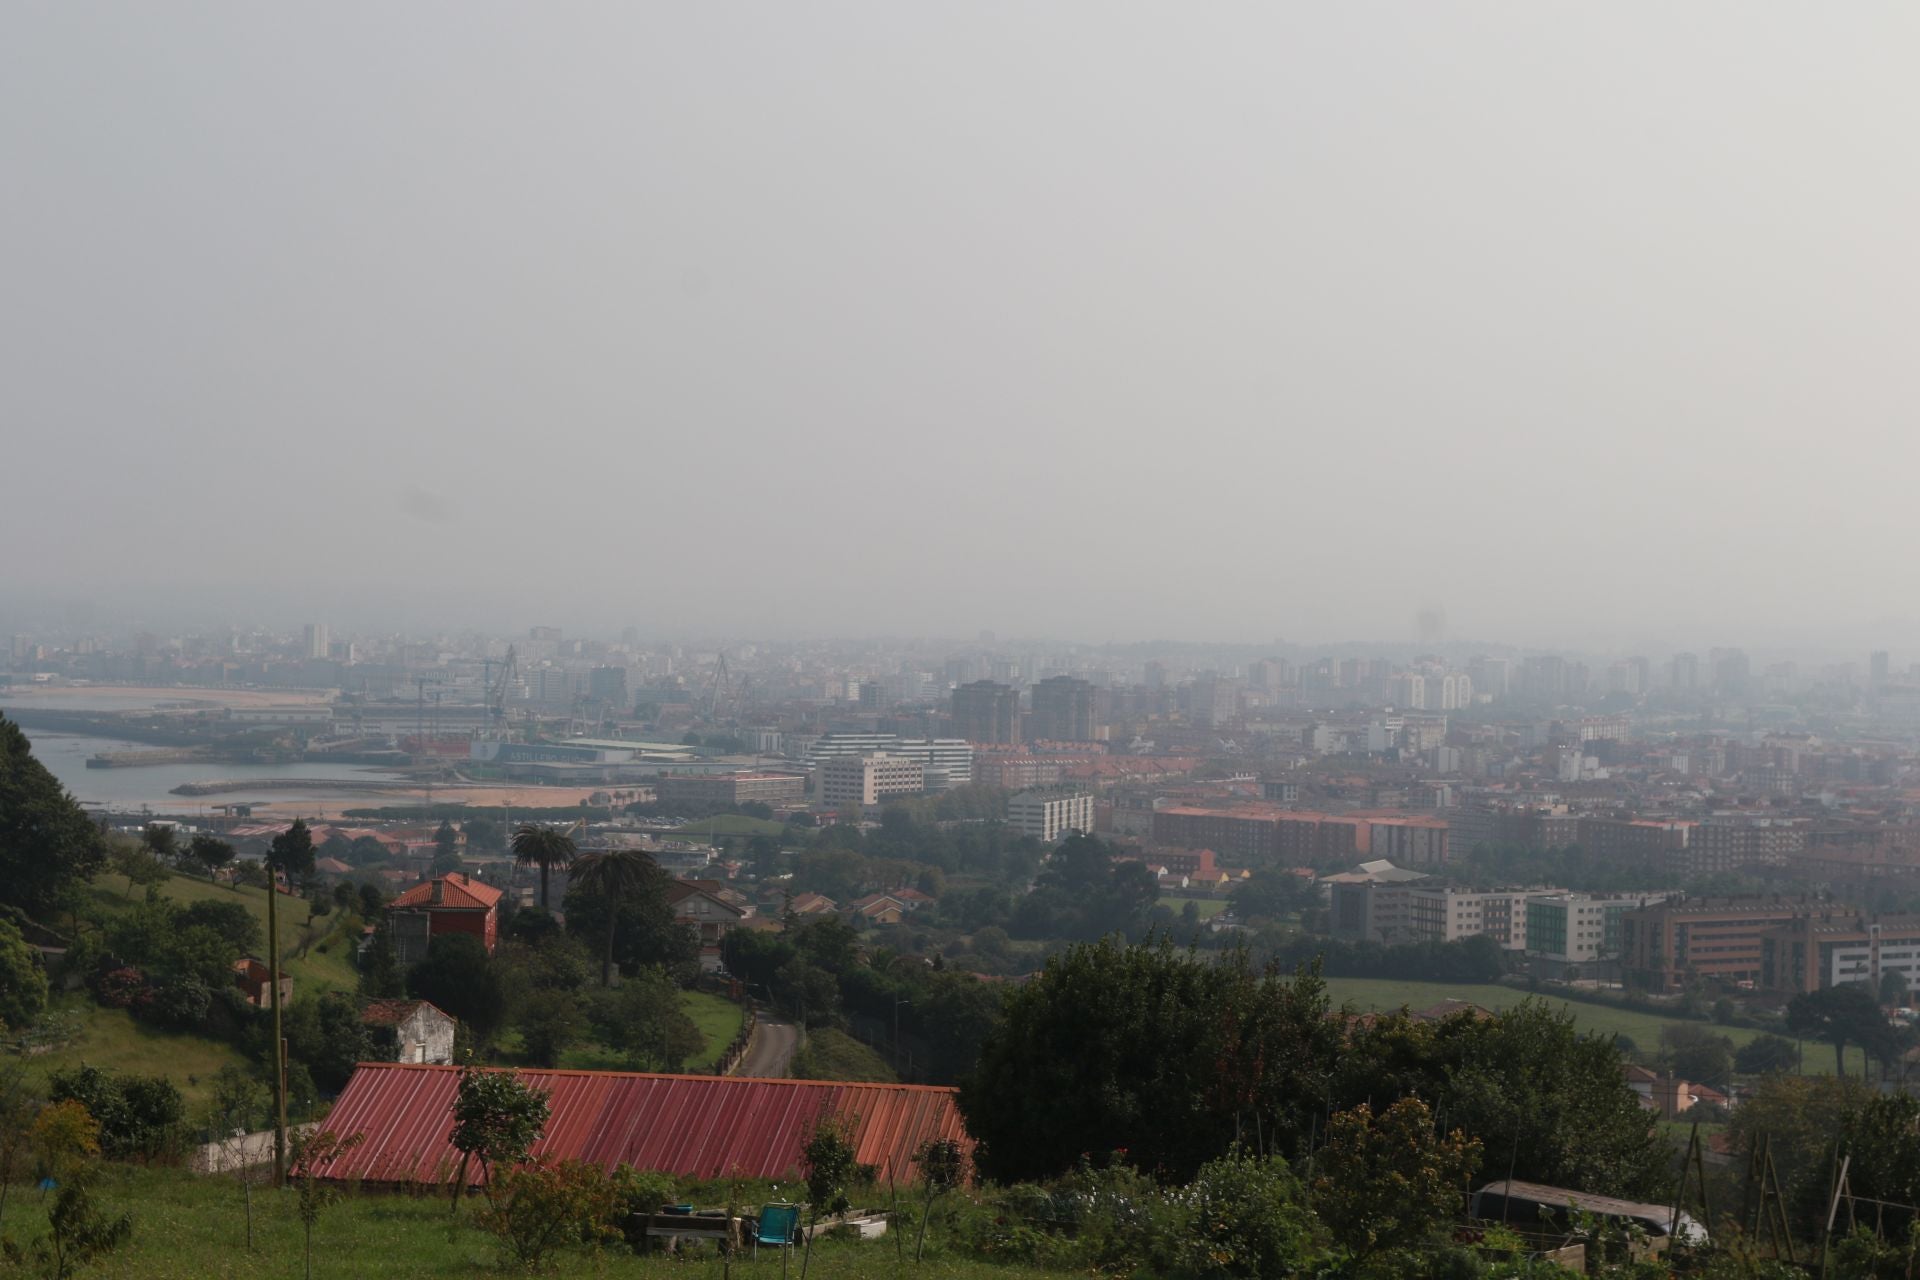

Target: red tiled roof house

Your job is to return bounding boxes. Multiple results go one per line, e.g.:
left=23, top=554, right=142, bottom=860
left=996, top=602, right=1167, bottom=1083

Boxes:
left=386, top=873, right=502, bottom=969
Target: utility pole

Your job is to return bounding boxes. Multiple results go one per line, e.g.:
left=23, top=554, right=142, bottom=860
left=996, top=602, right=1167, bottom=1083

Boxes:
left=268, top=859, right=288, bottom=1185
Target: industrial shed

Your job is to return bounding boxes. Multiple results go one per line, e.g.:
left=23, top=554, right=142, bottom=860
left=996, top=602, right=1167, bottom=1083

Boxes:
left=306, top=1063, right=972, bottom=1187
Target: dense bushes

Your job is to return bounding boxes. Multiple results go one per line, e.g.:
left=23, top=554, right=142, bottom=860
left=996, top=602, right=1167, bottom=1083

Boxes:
left=964, top=937, right=1670, bottom=1199
left=44, top=1065, right=185, bottom=1164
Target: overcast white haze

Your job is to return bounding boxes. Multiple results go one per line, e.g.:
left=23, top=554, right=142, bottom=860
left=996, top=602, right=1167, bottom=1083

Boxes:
left=3, top=4, right=1917, bottom=652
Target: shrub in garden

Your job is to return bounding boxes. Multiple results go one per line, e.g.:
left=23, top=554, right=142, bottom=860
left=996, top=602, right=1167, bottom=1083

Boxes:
left=1172, top=1146, right=1321, bottom=1278
left=477, top=1158, right=619, bottom=1270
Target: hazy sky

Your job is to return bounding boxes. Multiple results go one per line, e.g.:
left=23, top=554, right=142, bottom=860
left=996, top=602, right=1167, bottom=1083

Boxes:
left=4, top=5, right=1917, bottom=650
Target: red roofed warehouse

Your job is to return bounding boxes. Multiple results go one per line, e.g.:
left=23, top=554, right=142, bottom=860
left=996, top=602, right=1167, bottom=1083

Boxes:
left=386, top=874, right=502, bottom=969
left=307, top=1064, right=972, bottom=1187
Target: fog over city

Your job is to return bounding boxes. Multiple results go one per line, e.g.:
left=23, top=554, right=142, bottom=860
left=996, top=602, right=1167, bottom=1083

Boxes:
left=4, top=5, right=1918, bottom=650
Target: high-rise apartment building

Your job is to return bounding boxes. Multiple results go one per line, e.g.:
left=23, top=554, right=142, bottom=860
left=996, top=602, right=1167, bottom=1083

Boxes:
left=951, top=680, right=1021, bottom=744
left=1029, top=675, right=1098, bottom=741
left=1468, top=655, right=1510, bottom=699
left=303, top=623, right=330, bottom=660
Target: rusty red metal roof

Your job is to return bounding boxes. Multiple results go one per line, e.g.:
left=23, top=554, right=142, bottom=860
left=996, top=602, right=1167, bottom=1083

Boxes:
left=310, top=1064, right=972, bottom=1187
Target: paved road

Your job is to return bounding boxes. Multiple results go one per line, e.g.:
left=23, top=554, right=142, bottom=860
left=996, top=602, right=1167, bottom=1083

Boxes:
left=732, top=1011, right=800, bottom=1079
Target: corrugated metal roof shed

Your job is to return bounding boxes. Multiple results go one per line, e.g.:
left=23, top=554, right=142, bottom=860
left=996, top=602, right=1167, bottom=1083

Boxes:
left=309, top=1064, right=971, bottom=1187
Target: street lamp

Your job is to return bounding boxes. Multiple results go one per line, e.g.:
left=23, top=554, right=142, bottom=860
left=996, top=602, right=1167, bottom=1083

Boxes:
left=894, top=998, right=912, bottom=1063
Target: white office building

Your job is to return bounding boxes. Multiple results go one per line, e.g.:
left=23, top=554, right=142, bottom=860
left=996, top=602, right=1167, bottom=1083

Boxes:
left=1008, top=791, right=1095, bottom=842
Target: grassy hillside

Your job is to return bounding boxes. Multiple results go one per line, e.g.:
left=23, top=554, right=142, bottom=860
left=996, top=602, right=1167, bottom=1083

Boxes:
left=681, top=989, right=746, bottom=1068
left=1322, top=977, right=1824, bottom=1073
left=22, top=999, right=253, bottom=1111
left=788, top=1028, right=898, bottom=1083
left=90, top=870, right=366, bottom=995
left=0, top=1163, right=1062, bottom=1280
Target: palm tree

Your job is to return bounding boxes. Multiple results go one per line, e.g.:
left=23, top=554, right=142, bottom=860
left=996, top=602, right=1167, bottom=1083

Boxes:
left=511, top=824, right=577, bottom=911
left=567, top=848, right=660, bottom=986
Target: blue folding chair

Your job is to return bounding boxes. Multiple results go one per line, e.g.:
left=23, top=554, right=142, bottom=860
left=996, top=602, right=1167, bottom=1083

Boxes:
left=752, top=1202, right=803, bottom=1261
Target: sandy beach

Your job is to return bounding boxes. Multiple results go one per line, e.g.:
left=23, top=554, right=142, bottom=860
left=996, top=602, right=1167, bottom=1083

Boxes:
left=242, top=784, right=606, bottom=819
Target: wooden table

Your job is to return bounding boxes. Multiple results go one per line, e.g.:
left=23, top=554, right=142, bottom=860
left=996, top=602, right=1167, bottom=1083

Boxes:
left=635, top=1212, right=746, bottom=1253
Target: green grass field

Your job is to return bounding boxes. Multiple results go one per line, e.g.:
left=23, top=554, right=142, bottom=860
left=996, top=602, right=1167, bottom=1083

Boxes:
left=1321, top=977, right=1827, bottom=1074
left=0, top=1164, right=1060, bottom=1280
left=1162, top=895, right=1229, bottom=919
left=681, top=990, right=746, bottom=1067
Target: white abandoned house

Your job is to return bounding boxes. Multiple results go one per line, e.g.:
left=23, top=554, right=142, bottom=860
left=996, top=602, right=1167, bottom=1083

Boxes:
left=360, top=998, right=457, bottom=1065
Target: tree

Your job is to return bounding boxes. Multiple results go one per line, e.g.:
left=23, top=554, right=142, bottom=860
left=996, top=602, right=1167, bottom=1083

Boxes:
left=109, top=840, right=170, bottom=900
left=358, top=922, right=403, bottom=999
left=1232, top=868, right=1318, bottom=922
left=800, top=1114, right=860, bottom=1278
left=1882, top=968, right=1911, bottom=1008
left=912, top=1138, right=966, bottom=1262
left=1337, top=1002, right=1670, bottom=1200
left=290, top=1128, right=364, bottom=1280
left=1729, top=1074, right=1877, bottom=1225
left=407, top=934, right=505, bottom=1043
left=960, top=937, right=1339, bottom=1182
left=1788, top=983, right=1890, bottom=1076
left=346, top=836, right=391, bottom=867
left=585, top=968, right=702, bottom=1071
left=189, top=834, right=236, bottom=884
left=267, top=818, right=315, bottom=882
left=1659, top=1022, right=1734, bottom=1085
left=141, top=822, right=179, bottom=865
left=511, top=824, right=577, bottom=912
left=1735, top=1033, right=1800, bottom=1076
left=517, top=994, right=588, bottom=1069
left=0, top=715, right=107, bottom=920
left=206, top=1064, right=272, bottom=1250
left=1837, top=1091, right=1920, bottom=1236
left=565, top=848, right=670, bottom=986
left=1180, top=1147, right=1320, bottom=1278
left=0, top=915, right=48, bottom=1032
left=283, top=992, right=375, bottom=1094
left=449, top=1067, right=551, bottom=1206
left=1313, top=1097, right=1481, bottom=1269
left=46, top=1065, right=183, bottom=1164
left=178, top=899, right=261, bottom=957
left=0, top=1060, right=34, bottom=1226
left=463, top=817, right=504, bottom=855
left=918, top=971, right=1005, bottom=1085
left=773, top=958, right=839, bottom=1028
left=21, top=1107, right=132, bottom=1271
